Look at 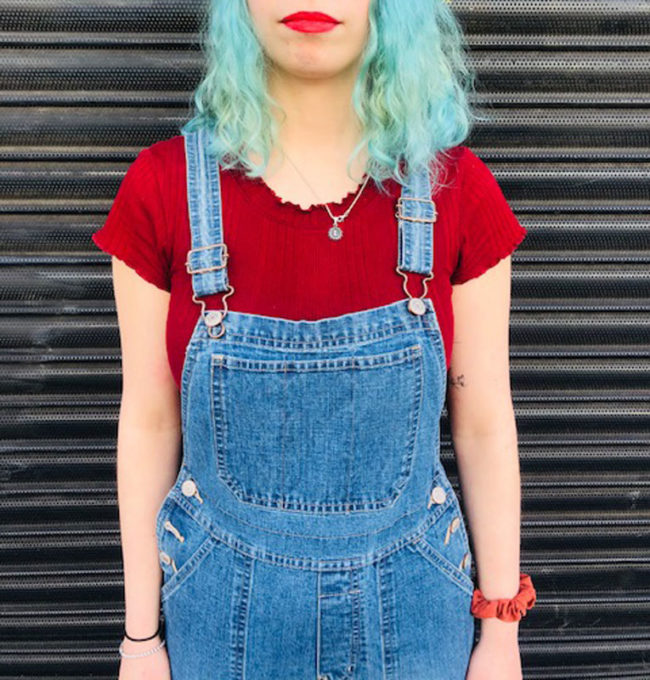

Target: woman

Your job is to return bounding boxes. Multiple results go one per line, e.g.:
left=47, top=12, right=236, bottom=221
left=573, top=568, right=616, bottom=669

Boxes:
left=93, top=1, right=536, bottom=678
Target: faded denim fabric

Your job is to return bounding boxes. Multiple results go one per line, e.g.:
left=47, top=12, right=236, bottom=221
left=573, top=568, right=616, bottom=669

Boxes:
left=153, top=129, right=477, bottom=679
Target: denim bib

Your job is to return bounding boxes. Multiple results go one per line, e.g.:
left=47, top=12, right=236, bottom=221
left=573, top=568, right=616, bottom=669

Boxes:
left=154, top=128, right=476, bottom=679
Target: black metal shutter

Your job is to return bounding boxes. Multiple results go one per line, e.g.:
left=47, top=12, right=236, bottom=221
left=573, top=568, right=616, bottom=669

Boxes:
left=0, top=2, right=648, bottom=677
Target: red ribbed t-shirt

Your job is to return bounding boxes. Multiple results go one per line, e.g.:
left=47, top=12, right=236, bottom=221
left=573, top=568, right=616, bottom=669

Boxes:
left=92, top=135, right=527, bottom=391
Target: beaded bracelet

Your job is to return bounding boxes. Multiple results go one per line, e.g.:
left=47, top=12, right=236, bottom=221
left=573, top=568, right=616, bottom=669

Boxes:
left=470, top=572, right=536, bottom=622
left=119, top=637, right=166, bottom=659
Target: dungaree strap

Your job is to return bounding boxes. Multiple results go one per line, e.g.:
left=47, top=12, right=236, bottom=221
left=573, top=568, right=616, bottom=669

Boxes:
left=184, top=127, right=230, bottom=298
left=183, top=128, right=437, bottom=301
left=395, top=164, right=437, bottom=276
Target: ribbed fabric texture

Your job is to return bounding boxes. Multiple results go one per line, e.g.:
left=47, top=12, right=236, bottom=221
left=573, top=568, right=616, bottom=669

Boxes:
left=92, top=135, right=527, bottom=391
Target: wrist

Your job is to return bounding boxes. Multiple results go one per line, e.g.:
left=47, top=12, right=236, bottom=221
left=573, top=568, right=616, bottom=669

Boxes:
left=479, top=617, right=519, bottom=640
left=120, top=632, right=162, bottom=653
left=124, top=614, right=161, bottom=638
left=124, top=611, right=163, bottom=638
left=120, top=612, right=165, bottom=658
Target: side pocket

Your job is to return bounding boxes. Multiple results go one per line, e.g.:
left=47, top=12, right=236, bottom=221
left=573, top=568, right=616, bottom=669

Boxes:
left=156, top=500, right=220, bottom=603
left=409, top=498, right=474, bottom=597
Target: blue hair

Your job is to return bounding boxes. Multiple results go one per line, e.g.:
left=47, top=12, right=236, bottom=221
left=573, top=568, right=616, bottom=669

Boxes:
left=180, top=0, right=487, bottom=196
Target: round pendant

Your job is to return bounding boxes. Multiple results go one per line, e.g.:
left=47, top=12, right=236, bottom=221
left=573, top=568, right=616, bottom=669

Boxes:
left=407, top=297, right=426, bottom=316
left=328, top=224, right=343, bottom=240
left=204, top=310, right=224, bottom=327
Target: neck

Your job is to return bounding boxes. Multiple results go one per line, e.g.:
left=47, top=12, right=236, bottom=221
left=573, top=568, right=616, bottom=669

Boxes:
left=266, top=65, right=367, bottom=170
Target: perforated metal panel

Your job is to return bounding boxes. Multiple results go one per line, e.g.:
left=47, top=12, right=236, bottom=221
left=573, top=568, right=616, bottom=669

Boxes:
left=0, top=2, right=648, bottom=678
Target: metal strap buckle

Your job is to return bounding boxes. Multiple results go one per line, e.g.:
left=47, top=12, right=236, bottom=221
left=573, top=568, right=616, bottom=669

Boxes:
left=185, top=242, right=229, bottom=275
left=395, top=196, right=437, bottom=223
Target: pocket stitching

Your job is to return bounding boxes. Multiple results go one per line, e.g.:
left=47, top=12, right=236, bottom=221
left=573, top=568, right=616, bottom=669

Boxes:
left=211, top=356, right=231, bottom=496
left=212, top=344, right=422, bottom=373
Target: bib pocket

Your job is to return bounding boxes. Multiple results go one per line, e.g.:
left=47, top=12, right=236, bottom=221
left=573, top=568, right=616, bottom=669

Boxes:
left=210, top=342, right=424, bottom=513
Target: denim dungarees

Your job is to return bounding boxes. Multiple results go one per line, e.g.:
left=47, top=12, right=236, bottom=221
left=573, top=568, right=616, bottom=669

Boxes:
left=154, top=128, right=476, bottom=679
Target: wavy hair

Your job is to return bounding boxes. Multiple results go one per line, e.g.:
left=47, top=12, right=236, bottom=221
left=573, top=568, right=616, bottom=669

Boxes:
left=180, top=0, right=487, bottom=196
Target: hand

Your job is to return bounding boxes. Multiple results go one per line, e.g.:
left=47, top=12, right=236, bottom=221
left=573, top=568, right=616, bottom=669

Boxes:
left=465, top=625, right=522, bottom=680
left=118, top=634, right=171, bottom=679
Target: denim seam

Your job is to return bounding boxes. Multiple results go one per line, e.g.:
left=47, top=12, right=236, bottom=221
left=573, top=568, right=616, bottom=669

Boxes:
left=171, top=475, right=431, bottom=540
left=280, top=362, right=288, bottom=502
left=170, top=460, right=448, bottom=538
left=202, top=320, right=424, bottom=350
left=423, top=316, right=446, bottom=375
left=348, top=568, right=362, bottom=677
left=211, top=355, right=230, bottom=500
left=169, top=489, right=453, bottom=572
left=377, top=555, right=397, bottom=679
left=400, top=349, right=424, bottom=495
left=316, top=570, right=323, bottom=678
left=230, top=550, right=253, bottom=680
left=210, top=344, right=421, bottom=372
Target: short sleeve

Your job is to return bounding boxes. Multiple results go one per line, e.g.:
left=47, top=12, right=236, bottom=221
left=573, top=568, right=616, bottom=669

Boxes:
left=92, top=147, right=171, bottom=292
left=450, top=148, right=527, bottom=285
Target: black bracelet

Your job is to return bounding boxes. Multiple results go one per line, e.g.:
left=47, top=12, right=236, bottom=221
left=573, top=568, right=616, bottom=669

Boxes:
left=124, top=618, right=162, bottom=642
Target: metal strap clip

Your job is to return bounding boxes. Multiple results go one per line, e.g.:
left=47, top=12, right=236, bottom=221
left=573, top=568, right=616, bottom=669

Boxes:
left=191, top=285, right=235, bottom=339
left=395, top=265, right=433, bottom=316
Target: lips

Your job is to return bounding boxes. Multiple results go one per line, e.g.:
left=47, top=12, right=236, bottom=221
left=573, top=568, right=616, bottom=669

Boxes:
left=281, top=11, right=340, bottom=24
left=281, top=10, right=341, bottom=33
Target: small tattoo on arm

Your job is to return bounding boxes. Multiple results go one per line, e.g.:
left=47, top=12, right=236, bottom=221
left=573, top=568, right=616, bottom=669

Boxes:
left=449, top=373, right=466, bottom=388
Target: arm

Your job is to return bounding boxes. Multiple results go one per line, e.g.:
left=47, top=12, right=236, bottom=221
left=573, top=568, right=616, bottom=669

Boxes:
left=111, top=255, right=181, bottom=659
left=448, top=254, right=522, bottom=647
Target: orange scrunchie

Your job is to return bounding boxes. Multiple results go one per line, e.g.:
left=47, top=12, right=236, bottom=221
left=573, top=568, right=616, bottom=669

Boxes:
left=470, top=573, right=537, bottom=622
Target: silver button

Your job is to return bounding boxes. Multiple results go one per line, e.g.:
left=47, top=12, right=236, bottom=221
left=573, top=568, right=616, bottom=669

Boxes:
left=407, top=297, right=426, bottom=316
left=204, top=310, right=224, bottom=327
left=450, top=516, right=461, bottom=533
left=429, top=486, right=447, bottom=505
left=181, top=479, right=197, bottom=497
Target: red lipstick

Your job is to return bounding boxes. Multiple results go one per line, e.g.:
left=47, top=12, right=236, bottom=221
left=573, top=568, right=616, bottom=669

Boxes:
left=280, top=11, right=341, bottom=34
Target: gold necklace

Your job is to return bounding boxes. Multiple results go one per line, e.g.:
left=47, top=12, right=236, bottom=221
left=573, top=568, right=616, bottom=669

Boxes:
left=281, top=151, right=371, bottom=241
